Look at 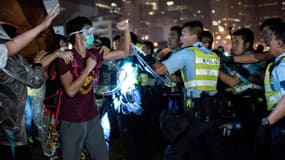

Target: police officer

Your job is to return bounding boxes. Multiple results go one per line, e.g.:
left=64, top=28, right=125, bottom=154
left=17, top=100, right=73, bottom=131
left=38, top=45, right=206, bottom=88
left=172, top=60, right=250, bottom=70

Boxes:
left=219, top=28, right=266, bottom=160
left=153, top=20, right=221, bottom=160
left=156, top=26, right=184, bottom=115
left=220, top=18, right=283, bottom=64
left=257, top=22, right=285, bottom=160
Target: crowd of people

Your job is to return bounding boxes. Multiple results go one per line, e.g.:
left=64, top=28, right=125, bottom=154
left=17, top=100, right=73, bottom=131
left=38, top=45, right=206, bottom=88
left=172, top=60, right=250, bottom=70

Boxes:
left=0, top=2, right=285, bottom=160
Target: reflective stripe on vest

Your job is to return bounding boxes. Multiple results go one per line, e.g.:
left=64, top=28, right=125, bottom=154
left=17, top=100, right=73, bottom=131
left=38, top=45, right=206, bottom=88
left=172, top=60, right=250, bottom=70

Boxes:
left=264, top=60, right=285, bottom=110
left=182, top=47, right=220, bottom=91
left=139, top=73, right=156, bottom=86
left=27, top=86, right=43, bottom=96
left=232, top=83, right=263, bottom=95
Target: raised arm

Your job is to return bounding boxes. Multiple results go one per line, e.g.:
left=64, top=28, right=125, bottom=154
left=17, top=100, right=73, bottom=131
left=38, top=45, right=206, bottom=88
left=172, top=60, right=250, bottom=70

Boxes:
left=5, top=3, right=59, bottom=55
left=34, top=50, right=73, bottom=68
left=153, top=63, right=168, bottom=75
left=234, top=53, right=273, bottom=64
left=103, top=19, right=130, bottom=61
left=218, top=70, right=240, bottom=88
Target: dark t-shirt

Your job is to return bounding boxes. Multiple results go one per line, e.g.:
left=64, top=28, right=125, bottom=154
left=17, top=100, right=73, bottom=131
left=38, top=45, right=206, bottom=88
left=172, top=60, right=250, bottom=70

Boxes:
left=56, top=48, right=103, bottom=122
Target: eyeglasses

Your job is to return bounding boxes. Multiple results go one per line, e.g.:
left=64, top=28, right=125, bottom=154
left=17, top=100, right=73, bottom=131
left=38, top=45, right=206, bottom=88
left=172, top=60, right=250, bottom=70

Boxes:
left=69, top=27, right=95, bottom=37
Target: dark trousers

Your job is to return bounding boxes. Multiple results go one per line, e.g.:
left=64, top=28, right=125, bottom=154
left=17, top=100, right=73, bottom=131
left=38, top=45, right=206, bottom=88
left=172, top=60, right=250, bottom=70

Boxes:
left=0, top=145, right=32, bottom=160
left=118, top=114, right=146, bottom=160
left=269, top=118, right=285, bottom=160
left=234, top=97, right=266, bottom=160
left=164, top=119, right=226, bottom=160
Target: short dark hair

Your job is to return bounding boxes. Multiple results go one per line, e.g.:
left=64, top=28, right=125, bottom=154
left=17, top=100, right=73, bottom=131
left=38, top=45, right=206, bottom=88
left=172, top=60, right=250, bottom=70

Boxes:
left=271, top=22, right=285, bottom=44
left=259, top=18, right=283, bottom=31
left=182, top=20, right=204, bottom=41
left=55, top=34, right=68, bottom=43
left=65, top=16, right=92, bottom=44
left=99, top=37, right=111, bottom=49
left=170, top=25, right=182, bottom=38
left=232, top=28, right=254, bottom=50
left=142, top=40, right=154, bottom=54
left=202, top=30, right=214, bottom=49
left=113, top=35, right=121, bottom=42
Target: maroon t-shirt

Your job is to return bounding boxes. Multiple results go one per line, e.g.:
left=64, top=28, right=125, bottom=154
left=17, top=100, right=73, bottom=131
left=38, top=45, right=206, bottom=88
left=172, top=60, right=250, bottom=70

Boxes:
left=56, top=48, right=103, bottom=122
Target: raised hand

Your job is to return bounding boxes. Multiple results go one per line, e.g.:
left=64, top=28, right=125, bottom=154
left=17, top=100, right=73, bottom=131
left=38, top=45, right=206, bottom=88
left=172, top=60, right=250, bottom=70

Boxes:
left=55, top=50, right=74, bottom=64
left=40, top=3, right=60, bottom=29
left=99, top=46, right=111, bottom=56
left=116, top=19, right=129, bottom=31
left=34, top=50, right=48, bottom=63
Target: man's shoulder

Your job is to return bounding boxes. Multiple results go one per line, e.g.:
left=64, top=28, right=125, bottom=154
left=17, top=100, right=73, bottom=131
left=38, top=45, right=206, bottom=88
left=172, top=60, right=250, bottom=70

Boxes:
left=89, top=48, right=100, bottom=53
left=177, top=47, right=195, bottom=54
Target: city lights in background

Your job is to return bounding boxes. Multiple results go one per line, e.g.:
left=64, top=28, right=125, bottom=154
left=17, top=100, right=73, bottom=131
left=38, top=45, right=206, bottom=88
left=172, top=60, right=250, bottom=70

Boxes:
left=166, top=1, right=174, bottom=6
left=153, top=42, right=158, bottom=47
left=44, top=0, right=285, bottom=51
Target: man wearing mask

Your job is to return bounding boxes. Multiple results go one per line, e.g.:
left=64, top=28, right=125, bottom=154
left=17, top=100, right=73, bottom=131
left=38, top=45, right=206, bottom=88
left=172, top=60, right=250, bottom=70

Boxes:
left=57, top=16, right=130, bottom=160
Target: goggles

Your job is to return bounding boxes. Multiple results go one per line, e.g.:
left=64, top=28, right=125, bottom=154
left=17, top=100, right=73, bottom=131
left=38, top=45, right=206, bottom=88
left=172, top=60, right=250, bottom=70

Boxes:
left=69, top=27, right=95, bottom=37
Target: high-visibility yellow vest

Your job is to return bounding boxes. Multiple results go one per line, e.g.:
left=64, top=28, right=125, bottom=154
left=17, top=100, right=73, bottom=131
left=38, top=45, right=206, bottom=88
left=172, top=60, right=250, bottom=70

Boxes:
left=139, top=73, right=156, bottom=87
left=264, top=57, right=285, bottom=110
left=232, top=83, right=263, bottom=95
left=182, top=47, right=220, bottom=91
left=27, top=86, right=44, bottom=97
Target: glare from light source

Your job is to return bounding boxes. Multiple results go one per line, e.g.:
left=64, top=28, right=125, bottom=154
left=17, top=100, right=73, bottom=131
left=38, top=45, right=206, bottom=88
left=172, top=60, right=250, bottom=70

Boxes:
left=149, top=11, right=154, bottom=15
left=225, top=35, right=231, bottom=39
left=154, top=42, right=158, bottom=47
left=218, top=25, right=224, bottom=32
left=144, top=35, right=149, bottom=40
left=111, top=2, right=117, bottom=7
left=166, top=1, right=174, bottom=6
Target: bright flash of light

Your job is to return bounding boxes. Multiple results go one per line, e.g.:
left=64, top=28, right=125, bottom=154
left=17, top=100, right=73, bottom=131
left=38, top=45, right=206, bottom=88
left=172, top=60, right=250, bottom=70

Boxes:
left=118, top=62, right=138, bottom=95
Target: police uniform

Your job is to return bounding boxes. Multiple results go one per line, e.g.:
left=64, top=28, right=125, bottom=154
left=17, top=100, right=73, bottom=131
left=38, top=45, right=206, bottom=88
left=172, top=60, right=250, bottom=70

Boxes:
left=221, top=51, right=266, bottom=160
left=263, top=53, right=285, bottom=160
left=162, top=42, right=222, bottom=160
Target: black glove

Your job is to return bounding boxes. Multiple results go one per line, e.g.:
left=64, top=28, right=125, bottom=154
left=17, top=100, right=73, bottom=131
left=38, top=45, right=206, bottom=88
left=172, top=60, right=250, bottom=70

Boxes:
left=220, top=55, right=234, bottom=64
left=256, top=117, right=271, bottom=145
left=235, top=64, right=250, bottom=78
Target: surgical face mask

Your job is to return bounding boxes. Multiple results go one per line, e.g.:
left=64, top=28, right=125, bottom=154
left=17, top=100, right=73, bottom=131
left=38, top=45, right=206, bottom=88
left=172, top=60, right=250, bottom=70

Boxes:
left=84, top=34, right=94, bottom=48
left=68, top=26, right=95, bottom=48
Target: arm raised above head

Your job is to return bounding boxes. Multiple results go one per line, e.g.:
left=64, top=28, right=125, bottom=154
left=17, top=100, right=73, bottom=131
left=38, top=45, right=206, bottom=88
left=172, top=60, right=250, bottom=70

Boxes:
left=5, top=3, right=60, bottom=56
left=103, top=19, right=130, bottom=61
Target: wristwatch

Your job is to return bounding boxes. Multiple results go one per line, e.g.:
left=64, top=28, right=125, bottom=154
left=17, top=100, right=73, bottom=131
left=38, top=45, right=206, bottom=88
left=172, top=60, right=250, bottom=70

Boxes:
left=261, top=117, right=270, bottom=127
